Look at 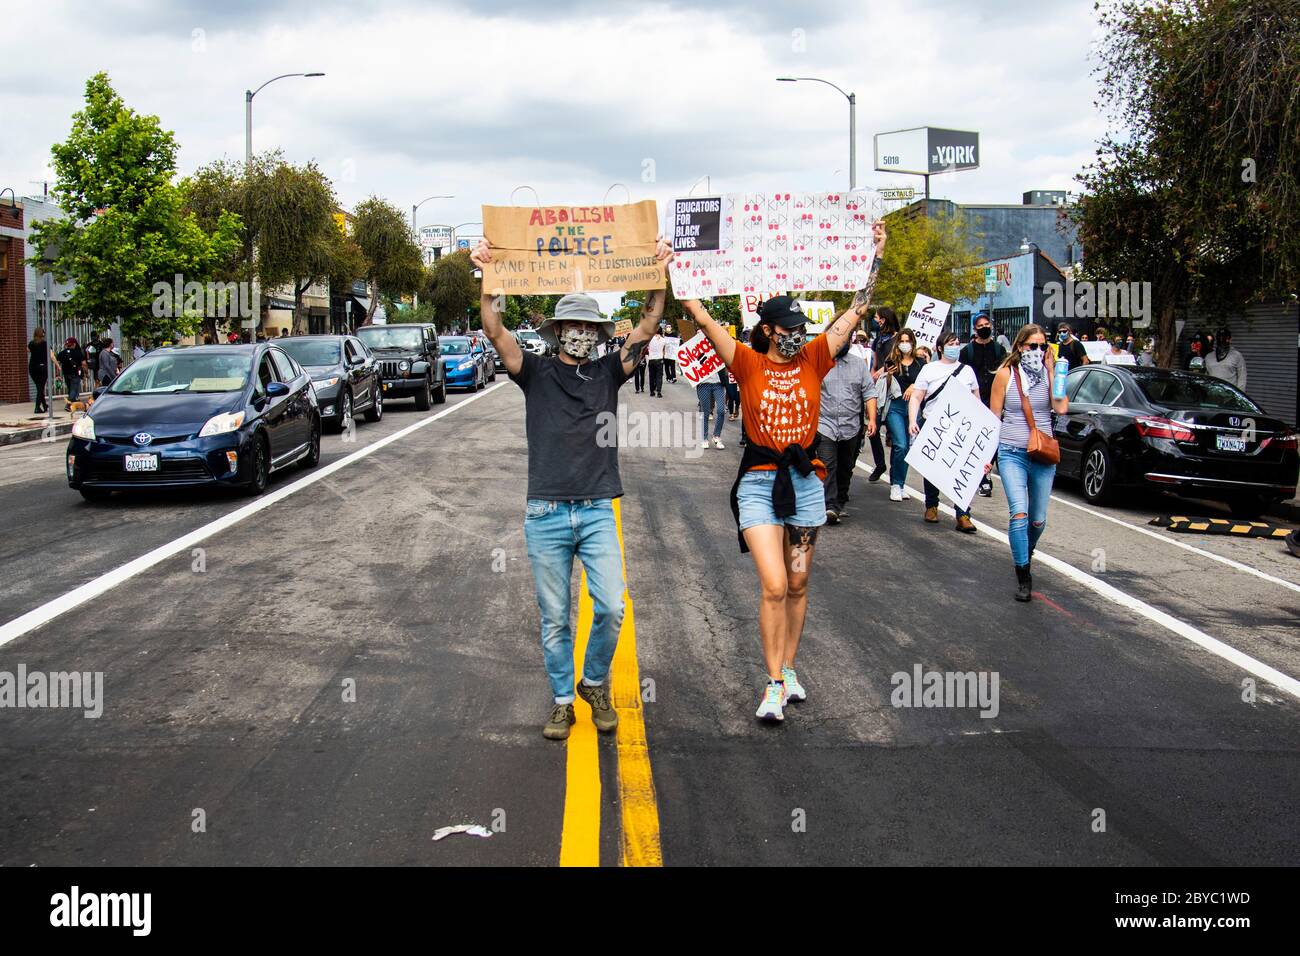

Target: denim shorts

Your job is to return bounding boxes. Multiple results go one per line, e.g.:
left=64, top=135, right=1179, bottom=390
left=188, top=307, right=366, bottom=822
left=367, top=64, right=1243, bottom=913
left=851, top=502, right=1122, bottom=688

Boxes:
left=737, top=467, right=828, bottom=531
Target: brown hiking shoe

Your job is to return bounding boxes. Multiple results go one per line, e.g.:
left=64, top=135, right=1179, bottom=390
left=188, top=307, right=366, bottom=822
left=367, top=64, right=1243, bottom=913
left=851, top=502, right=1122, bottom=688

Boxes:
left=924, top=506, right=939, bottom=523
left=956, top=514, right=976, bottom=534
left=575, top=681, right=618, bottom=732
left=543, top=703, right=576, bottom=740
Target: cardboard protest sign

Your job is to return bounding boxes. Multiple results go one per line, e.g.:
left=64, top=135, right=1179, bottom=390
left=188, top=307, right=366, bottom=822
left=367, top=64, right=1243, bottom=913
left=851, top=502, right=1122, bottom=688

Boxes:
left=668, top=192, right=874, bottom=298
left=613, top=318, right=634, bottom=336
left=677, top=331, right=726, bottom=385
left=905, top=293, right=951, bottom=349
left=904, top=384, right=1001, bottom=510
left=480, top=201, right=664, bottom=295
left=669, top=197, right=725, bottom=252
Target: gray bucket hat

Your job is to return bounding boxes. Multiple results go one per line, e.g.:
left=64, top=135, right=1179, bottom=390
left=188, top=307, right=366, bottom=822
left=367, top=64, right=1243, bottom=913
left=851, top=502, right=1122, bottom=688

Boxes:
left=537, top=293, right=616, bottom=349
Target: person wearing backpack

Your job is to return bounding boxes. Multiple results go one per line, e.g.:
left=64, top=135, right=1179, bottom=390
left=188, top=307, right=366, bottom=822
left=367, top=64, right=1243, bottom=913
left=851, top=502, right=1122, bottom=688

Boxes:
left=908, top=330, right=980, bottom=533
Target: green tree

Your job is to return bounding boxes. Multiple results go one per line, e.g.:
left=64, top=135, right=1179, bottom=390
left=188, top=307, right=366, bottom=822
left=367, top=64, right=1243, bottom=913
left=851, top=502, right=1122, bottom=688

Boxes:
left=426, top=250, right=477, bottom=331
left=29, top=73, right=241, bottom=344
left=1071, top=0, right=1300, bottom=365
left=352, top=197, right=424, bottom=325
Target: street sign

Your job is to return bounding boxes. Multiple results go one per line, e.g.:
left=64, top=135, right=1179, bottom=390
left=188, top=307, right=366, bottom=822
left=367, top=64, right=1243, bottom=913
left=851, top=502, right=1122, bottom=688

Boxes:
left=874, top=127, right=980, bottom=176
left=419, top=225, right=452, bottom=252
left=878, top=187, right=915, bottom=202
left=984, top=267, right=998, bottom=293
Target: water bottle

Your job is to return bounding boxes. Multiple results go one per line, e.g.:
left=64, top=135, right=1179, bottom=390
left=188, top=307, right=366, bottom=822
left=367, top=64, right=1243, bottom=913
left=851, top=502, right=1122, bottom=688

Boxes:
left=1052, top=358, right=1069, bottom=399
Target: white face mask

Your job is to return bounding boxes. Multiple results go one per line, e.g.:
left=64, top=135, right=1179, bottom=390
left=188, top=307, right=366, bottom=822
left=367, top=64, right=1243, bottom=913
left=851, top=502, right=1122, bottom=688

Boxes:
left=559, top=325, right=599, bottom=360
left=899, top=342, right=913, bottom=354
left=1020, top=348, right=1044, bottom=373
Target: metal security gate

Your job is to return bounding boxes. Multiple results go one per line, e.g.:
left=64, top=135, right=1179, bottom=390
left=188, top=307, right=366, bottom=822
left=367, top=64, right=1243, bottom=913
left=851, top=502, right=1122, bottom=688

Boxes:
left=1185, top=301, right=1298, bottom=426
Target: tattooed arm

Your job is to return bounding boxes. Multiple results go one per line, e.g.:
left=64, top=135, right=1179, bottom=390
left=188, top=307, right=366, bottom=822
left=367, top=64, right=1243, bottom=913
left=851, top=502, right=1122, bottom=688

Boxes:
left=621, top=236, right=674, bottom=377
left=823, top=219, right=887, bottom=359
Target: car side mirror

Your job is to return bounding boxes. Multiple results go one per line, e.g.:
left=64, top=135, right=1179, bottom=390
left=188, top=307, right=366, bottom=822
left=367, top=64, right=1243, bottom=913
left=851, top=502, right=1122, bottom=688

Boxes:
left=266, top=381, right=290, bottom=397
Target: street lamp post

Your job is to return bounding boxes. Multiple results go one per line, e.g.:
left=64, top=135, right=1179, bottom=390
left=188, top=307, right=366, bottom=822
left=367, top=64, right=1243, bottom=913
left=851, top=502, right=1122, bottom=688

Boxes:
left=776, top=76, right=856, bottom=191
left=244, top=72, right=325, bottom=170
left=412, top=195, right=455, bottom=310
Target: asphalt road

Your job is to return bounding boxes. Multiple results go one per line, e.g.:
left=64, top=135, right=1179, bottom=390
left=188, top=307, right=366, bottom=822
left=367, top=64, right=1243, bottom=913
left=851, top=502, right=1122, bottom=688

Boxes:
left=0, top=372, right=1296, bottom=866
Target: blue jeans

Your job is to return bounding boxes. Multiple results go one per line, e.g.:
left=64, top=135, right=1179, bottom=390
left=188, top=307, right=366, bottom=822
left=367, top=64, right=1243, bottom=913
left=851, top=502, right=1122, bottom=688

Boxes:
left=64, top=373, right=81, bottom=403
left=736, top=467, right=828, bottom=530
left=997, top=444, right=1055, bottom=565
left=524, top=498, right=626, bottom=703
left=885, top=402, right=910, bottom=486
left=697, top=382, right=726, bottom=439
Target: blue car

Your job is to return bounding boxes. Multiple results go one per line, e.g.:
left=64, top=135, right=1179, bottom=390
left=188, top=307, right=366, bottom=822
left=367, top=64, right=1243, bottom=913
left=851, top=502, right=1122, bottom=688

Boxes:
left=66, top=344, right=321, bottom=501
left=439, top=336, right=489, bottom=390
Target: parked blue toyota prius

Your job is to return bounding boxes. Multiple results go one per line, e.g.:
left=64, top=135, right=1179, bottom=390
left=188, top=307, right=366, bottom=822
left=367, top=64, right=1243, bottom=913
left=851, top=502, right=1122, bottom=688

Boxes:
left=66, top=344, right=321, bottom=501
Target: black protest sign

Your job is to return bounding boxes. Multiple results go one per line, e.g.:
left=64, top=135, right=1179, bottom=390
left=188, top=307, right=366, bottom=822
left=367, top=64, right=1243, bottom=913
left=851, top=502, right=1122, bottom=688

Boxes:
left=670, top=197, right=723, bottom=252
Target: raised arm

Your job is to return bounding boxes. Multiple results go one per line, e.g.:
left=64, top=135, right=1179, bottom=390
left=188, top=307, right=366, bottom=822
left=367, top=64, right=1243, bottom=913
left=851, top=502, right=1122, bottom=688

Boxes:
left=680, top=298, right=737, bottom=368
left=620, top=237, right=674, bottom=376
left=471, top=239, right=524, bottom=376
left=824, top=219, right=887, bottom=357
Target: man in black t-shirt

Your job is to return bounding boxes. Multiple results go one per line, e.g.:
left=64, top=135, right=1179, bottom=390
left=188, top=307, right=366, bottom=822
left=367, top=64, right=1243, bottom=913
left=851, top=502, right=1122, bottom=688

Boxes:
left=473, top=237, right=672, bottom=741
left=1054, top=323, right=1090, bottom=370
left=959, top=312, right=1006, bottom=497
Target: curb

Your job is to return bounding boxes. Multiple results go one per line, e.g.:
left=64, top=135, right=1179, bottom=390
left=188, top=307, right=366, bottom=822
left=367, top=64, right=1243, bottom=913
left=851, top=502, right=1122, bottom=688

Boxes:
left=0, top=422, right=73, bottom=447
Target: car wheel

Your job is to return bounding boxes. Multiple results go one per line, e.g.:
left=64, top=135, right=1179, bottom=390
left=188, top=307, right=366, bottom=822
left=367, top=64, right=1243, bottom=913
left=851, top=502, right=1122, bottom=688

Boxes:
left=433, top=376, right=447, bottom=404
left=414, top=376, right=432, bottom=410
left=364, top=387, right=383, bottom=423
left=1081, top=441, right=1114, bottom=505
left=245, top=434, right=270, bottom=496
left=1227, top=495, right=1267, bottom=520
left=79, top=486, right=112, bottom=503
left=476, top=369, right=485, bottom=391
left=333, top=391, right=353, bottom=433
left=299, top=415, right=321, bottom=469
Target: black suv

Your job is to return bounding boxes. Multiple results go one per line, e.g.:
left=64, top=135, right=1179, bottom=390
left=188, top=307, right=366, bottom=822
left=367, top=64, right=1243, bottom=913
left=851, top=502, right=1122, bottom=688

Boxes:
left=355, top=323, right=447, bottom=408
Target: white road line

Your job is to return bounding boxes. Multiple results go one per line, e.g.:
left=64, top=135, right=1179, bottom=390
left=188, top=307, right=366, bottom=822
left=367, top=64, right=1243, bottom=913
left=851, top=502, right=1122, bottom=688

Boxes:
left=985, top=472, right=1300, bottom=597
left=0, top=383, right=508, bottom=649
left=857, top=460, right=1300, bottom=700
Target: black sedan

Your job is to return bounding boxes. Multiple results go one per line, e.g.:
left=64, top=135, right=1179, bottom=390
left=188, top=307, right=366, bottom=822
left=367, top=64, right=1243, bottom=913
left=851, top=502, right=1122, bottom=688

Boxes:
left=1054, top=365, right=1298, bottom=517
left=275, top=334, right=383, bottom=432
left=67, top=344, right=320, bottom=501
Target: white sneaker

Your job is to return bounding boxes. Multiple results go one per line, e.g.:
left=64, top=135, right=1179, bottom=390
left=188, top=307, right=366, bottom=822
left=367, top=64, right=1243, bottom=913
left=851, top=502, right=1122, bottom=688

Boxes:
left=713, top=436, right=725, bottom=449
left=889, top=485, right=905, bottom=501
left=755, top=681, right=786, bottom=721
left=781, top=666, right=806, bottom=702
left=700, top=440, right=709, bottom=449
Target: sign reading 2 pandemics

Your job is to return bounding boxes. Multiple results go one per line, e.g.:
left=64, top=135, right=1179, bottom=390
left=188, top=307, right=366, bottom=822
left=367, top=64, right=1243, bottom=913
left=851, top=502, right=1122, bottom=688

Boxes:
left=480, top=202, right=665, bottom=294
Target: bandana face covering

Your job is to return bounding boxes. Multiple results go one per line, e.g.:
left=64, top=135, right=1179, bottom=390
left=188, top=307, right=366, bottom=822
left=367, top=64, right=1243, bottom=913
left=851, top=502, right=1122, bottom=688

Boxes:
left=560, top=325, right=599, bottom=360
left=775, top=328, right=805, bottom=357
left=1020, top=348, right=1045, bottom=377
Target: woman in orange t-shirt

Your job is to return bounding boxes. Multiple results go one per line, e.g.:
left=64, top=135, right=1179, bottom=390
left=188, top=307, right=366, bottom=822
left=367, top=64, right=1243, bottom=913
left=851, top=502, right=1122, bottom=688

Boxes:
left=680, top=219, right=887, bottom=723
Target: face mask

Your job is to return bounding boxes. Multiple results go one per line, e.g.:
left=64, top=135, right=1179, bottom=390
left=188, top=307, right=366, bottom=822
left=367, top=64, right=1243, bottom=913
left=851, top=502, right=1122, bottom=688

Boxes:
left=775, top=328, right=805, bottom=357
left=871, top=319, right=882, bottom=330
left=943, top=345, right=961, bottom=361
left=559, top=325, right=599, bottom=360
left=1021, top=349, right=1044, bottom=373
left=1057, top=331, right=1070, bottom=343
left=1215, top=343, right=1229, bottom=359
left=899, top=341, right=913, bottom=354
left=975, top=326, right=991, bottom=339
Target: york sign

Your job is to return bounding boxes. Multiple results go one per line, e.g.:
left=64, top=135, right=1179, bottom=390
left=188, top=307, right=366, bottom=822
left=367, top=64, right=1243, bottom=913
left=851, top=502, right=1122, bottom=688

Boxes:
left=874, top=126, right=981, bottom=176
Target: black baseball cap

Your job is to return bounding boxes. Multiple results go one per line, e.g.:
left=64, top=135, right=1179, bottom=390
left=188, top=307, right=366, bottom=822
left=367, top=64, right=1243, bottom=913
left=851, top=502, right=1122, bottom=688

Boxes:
left=756, top=295, right=807, bottom=328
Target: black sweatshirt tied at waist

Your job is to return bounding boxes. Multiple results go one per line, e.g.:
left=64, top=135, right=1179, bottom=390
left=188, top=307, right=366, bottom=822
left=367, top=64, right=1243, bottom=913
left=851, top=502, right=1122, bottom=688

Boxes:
left=729, top=441, right=818, bottom=553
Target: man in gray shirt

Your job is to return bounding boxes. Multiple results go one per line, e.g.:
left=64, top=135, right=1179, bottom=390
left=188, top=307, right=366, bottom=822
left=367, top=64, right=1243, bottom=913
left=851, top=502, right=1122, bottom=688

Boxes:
left=1205, top=327, right=1247, bottom=392
left=816, top=337, right=877, bottom=524
left=473, top=237, right=672, bottom=741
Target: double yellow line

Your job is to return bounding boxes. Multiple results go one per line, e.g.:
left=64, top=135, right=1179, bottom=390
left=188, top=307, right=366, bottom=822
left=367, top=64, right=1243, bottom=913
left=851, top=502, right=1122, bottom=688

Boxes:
left=559, top=498, right=662, bottom=867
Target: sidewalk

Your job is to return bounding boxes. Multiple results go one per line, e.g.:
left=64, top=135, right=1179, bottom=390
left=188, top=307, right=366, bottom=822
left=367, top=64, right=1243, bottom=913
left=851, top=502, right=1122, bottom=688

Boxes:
left=0, top=400, right=78, bottom=447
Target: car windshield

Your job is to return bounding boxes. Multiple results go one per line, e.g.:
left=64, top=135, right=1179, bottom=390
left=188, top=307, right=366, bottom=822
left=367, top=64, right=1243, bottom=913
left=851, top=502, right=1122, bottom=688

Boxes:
left=1133, top=371, right=1260, bottom=412
left=441, top=339, right=470, bottom=355
left=357, top=327, right=422, bottom=350
left=274, top=339, right=340, bottom=366
left=519, top=330, right=540, bottom=340
left=110, top=352, right=251, bottom=394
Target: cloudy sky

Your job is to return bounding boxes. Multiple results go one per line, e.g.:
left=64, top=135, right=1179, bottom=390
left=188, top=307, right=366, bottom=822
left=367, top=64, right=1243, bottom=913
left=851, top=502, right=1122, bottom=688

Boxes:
left=4, top=0, right=1106, bottom=248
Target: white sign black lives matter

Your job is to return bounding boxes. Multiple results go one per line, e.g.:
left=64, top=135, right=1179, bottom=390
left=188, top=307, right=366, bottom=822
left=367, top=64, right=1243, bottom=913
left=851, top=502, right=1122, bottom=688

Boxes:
left=904, top=385, right=1001, bottom=510
left=669, top=197, right=724, bottom=252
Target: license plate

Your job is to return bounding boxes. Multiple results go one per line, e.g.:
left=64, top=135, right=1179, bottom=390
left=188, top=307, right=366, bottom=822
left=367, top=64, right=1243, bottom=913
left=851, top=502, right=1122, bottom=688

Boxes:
left=124, top=453, right=159, bottom=472
left=1216, top=434, right=1246, bottom=453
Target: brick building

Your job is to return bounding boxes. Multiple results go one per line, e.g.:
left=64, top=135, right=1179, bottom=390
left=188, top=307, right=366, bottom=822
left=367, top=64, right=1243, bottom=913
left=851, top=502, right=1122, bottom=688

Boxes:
left=0, top=200, right=29, bottom=404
